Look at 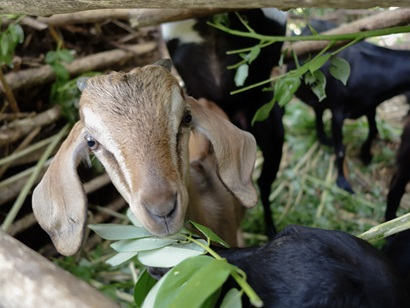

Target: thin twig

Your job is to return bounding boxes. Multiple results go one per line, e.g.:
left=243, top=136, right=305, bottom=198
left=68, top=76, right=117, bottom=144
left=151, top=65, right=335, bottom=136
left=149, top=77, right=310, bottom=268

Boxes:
left=0, top=68, right=19, bottom=113
left=0, top=127, right=41, bottom=178
left=316, top=156, right=335, bottom=218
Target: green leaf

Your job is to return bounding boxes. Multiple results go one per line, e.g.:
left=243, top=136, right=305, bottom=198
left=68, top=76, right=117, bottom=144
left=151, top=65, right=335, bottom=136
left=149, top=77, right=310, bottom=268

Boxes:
left=329, top=56, right=351, bottom=86
left=220, top=288, right=242, bottom=308
left=9, top=24, right=24, bottom=44
left=247, top=45, right=261, bottom=64
left=155, top=256, right=235, bottom=308
left=252, top=99, right=275, bottom=125
left=305, top=70, right=327, bottom=102
left=58, top=49, right=74, bottom=63
left=137, top=240, right=207, bottom=267
left=235, top=63, right=249, bottom=87
left=1, top=33, right=9, bottom=56
left=88, top=224, right=153, bottom=240
left=274, top=75, right=301, bottom=107
left=134, top=269, right=158, bottom=308
left=307, top=23, right=319, bottom=35
left=190, top=221, right=229, bottom=248
left=106, top=251, right=138, bottom=266
left=111, top=238, right=176, bottom=253
left=308, top=54, right=331, bottom=73
left=51, top=62, right=70, bottom=81
left=45, top=51, right=57, bottom=64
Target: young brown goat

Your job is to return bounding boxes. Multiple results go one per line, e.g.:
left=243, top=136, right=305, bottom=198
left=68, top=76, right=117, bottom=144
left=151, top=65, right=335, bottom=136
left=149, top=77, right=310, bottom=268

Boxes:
left=32, top=60, right=257, bottom=255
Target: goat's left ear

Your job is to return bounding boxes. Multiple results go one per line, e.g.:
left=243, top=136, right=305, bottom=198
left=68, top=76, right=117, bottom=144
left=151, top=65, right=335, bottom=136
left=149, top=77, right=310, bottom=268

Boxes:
left=32, top=122, right=89, bottom=256
left=187, top=97, right=258, bottom=208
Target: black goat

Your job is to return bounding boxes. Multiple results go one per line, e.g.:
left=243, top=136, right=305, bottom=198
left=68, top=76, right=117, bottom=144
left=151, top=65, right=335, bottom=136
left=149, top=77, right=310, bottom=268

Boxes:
left=290, top=20, right=410, bottom=193
left=150, top=225, right=410, bottom=307
left=161, top=9, right=287, bottom=237
left=385, top=116, right=410, bottom=221
left=383, top=115, right=410, bottom=281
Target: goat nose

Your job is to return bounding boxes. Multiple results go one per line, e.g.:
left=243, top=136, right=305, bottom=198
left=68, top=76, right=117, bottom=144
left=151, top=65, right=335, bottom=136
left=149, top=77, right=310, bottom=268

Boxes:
left=141, top=191, right=178, bottom=219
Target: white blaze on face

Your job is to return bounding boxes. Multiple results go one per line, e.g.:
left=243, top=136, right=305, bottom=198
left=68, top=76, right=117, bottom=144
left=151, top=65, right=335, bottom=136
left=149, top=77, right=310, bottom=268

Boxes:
left=261, top=8, right=287, bottom=25
left=161, top=19, right=205, bottom=44
left=81, top=106, right=133, bottom=204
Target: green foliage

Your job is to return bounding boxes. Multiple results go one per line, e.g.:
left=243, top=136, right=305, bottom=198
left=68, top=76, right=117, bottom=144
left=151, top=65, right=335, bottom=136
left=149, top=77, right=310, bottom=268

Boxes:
left=243, top=101, right=402, bottom=247
left=89, top=209, right=262, bottom=307
left=209, top=13, right=410, bottom=125
left=0, top=17, right=24, bottom=68
left=44, top=46, right=100, bottom=123
left=329, top=57, right=351, bottom=86
left=134, top=269, right=157, bottom=308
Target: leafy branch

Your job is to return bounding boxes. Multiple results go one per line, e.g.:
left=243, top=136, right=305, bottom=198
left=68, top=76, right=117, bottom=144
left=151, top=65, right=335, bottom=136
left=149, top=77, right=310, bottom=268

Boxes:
left=208, top=13, right=410, bottom=125
left=89, top=209, right=263, bottom=307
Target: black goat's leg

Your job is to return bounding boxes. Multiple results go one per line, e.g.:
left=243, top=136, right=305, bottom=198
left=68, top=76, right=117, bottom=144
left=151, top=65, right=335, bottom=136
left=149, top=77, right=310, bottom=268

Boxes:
left=360, top=109, right=378, bottom=165
left=386, top=171, right=409, bottom=221
left=314, top=107, right=332, bottom=146
left=252, top=106, right=284, bottom=238
left=331, top=111, right=354, bottom=193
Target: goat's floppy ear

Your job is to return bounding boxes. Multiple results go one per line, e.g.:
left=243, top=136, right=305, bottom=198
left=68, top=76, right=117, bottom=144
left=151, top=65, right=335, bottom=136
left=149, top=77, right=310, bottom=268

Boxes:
left=187, top=97, right=258, bottom=208
left=32, top=122, right=89, bottom=256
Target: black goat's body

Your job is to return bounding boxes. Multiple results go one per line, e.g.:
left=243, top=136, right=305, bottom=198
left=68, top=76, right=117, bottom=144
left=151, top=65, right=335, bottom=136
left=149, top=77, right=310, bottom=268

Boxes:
left=161, top=9, right=287, bottom=237
left=218, top=225, right=409, bottom=307
left=291, top=20, right=410, bottom=192
left=150, top=225, right=410, bottom=307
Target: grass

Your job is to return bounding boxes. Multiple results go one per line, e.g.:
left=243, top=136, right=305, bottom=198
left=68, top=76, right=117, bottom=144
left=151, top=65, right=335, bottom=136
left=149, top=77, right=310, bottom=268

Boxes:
left=242, top=98, right=405, bottom=247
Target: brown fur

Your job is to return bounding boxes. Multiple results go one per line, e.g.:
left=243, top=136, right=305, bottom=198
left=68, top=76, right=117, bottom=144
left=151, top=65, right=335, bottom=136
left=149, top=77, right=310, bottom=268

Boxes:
left=32, top=60, right=257, bottom=255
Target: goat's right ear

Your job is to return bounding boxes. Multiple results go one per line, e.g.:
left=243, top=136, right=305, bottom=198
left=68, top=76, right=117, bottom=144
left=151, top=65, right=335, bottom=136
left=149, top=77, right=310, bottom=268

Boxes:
left=187, top=97, right=258, bottom=208
left=32, top=122, right=89, bottom=256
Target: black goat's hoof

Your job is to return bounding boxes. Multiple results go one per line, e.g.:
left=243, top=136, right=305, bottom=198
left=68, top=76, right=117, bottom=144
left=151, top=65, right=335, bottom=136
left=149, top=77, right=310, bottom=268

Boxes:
left=318, top=135, right=333, bottom=147
left=336, top=176, right=354, bottom=194
left=360, top=151, right=373, bottom=166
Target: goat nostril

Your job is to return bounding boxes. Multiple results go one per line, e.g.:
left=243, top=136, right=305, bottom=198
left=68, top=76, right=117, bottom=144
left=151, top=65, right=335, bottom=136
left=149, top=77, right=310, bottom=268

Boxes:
left=142, top=193, right=178, bottom=220
left=166, top=199, right=177, bottom=218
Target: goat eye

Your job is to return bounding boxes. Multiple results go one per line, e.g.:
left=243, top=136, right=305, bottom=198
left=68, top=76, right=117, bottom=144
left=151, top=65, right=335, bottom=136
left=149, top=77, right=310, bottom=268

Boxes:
left=183, top=112, right=192, bottom=125
left=85, top=135, right=99, bottom=150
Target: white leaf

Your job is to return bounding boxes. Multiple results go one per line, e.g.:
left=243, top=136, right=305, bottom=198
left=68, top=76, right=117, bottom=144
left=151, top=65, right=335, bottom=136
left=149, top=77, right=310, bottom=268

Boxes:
left=88, top=224, right=153, bottom=240
left=106, top=251, right=138, bottom=266
left=137, top=240, right=207, bottom=267
left=111, top=238, right=176, bottom=252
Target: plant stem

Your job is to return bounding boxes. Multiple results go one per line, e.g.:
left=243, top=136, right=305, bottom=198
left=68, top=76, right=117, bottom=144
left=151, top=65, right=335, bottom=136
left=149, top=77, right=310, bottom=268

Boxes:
left=230, top=270, right=263, bottom=307
left=359, top=212, right=410, bottom=242
left=0, top=67, right=20, bottom=113
left=208, top=23, right=410, bottom=44
left=184, top=231, right=263, bottom=306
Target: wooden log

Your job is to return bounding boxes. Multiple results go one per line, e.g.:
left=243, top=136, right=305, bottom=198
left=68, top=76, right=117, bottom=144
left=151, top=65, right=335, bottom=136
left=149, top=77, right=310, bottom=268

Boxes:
left=0, top=229, right=118, bottom=307
left=1, top=0, right=410, bottom=16
left=37, top=8, right=232, bottom=27
left=285, top=8, right=410, bottom=58
left=0, top=42, right=156, bottom=96
left=0, top=106, right=62, bottom=146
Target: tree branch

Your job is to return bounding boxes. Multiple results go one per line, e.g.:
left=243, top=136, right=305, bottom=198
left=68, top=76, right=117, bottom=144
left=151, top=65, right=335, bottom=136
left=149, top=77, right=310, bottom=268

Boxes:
left=1, top=0, right=410, bottom=16
left=284, top=8, right=410, bottom=59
